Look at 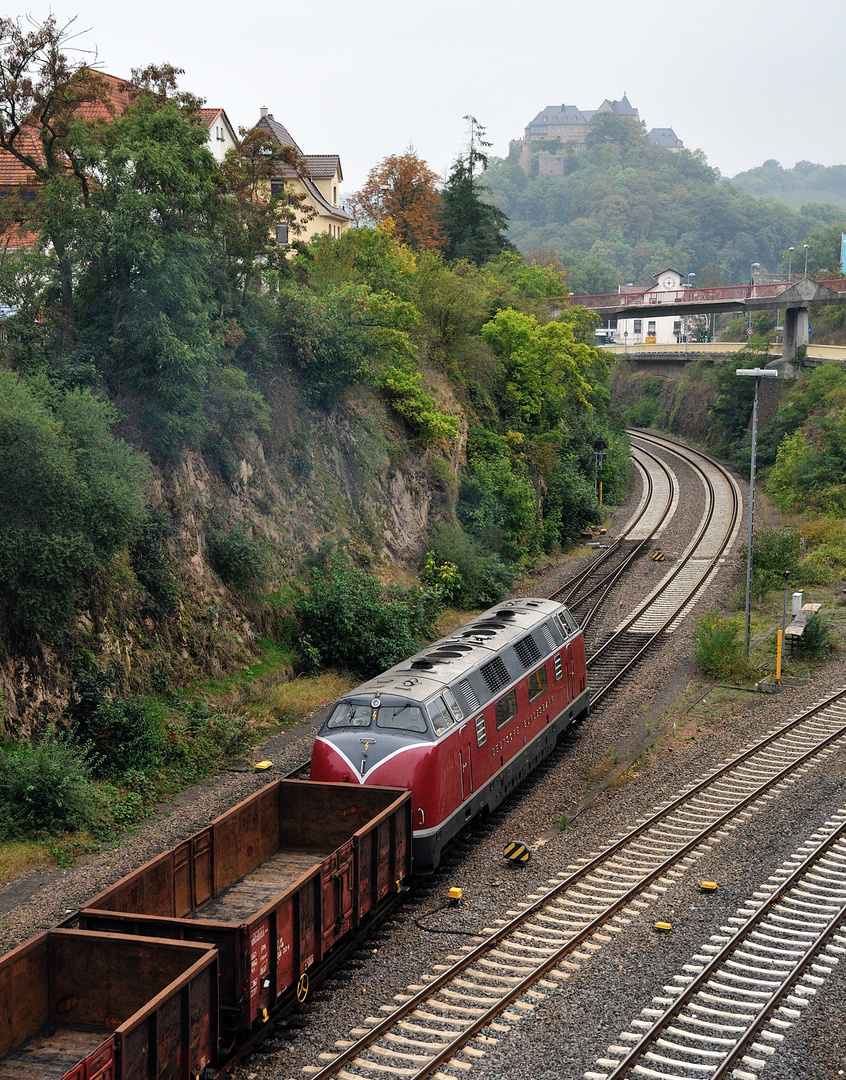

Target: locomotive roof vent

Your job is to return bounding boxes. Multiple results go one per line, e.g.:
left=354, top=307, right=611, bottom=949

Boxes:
left=472, top=620, right=507, bottom=630
left=494, top=609, right=517, bottom=619
left=462, top=628, right=496, bottom=638
left=410, top=658, right=436, bottom=669
left=430, top=648, right=466, bottom=658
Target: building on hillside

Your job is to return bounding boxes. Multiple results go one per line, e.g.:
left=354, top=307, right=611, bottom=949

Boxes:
left=587, top=95, right=640, bottom=124
left=648, top=128, right=684, bottom=152
left=255, top=109, right=351, bottom=242
left=198, top=108, right=239, bottom=163
left=522, top=103, right=590, bottom=147
left=601, top=268, right=693, bottom=346
left=510, top=94, right=682, bottom=174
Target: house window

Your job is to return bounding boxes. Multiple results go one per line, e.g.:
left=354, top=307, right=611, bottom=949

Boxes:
left=275, top=224, right=289, bottom=245
left=648, top=321, right=656, bottom=335
left=633, top=319, right=642, bottom=333
left=333, top=185, right=337, bottom=204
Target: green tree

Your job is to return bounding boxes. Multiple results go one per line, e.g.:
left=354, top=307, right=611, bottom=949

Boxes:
left=0, top=371, right=149, bottom=638
left=441, top=116, right=515, bottom=266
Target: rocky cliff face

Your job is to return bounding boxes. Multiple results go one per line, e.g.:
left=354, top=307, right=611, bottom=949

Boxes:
left=1, top=375, right=461, bottom=735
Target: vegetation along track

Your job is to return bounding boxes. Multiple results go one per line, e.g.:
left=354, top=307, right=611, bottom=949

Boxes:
left=291, top=689, right=846, bottom=1080
left=585, top=431, right=742, bottom=708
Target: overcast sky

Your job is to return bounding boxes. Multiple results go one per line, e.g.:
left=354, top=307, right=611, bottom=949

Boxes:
left=19, top=0, right=846, bottom=192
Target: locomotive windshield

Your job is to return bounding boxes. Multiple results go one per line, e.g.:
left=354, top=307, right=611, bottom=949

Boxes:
left=326, top=700, right=429, bottom=734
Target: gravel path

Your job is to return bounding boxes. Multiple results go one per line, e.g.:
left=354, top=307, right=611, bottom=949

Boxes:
left=3, top=437, right=845, bottom=1080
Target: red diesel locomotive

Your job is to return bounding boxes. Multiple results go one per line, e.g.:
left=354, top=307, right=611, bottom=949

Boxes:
left=310, top=597, right=589, bottom=873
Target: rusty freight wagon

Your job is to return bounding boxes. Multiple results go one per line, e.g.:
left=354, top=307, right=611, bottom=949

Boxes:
left=0, top=929, right=218, bottom=1080
left=78, top=780, right=411, bottom=1046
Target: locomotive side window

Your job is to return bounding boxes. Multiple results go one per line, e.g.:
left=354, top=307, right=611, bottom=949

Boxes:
left=376, top=705, right=428, bottom=733
left=428, top=696, right=456, bottom=737
left=442, top=688, right=464, bottom=722
left=495, top=689, right=518, bottom=729
left=527, top=664, right=548, bottom=702
left=327, top=702, right=372, bottom=728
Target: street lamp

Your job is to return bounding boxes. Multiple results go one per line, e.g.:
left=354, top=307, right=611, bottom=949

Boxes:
left=623, top=330, right=628, bottom=358
left=787, top=246, right=794, bottom=282
left=736, top=367, right=779, bottom=656
left=686, top=272, right=695, bottom=287
left=803, top=243, right=810, bottom=278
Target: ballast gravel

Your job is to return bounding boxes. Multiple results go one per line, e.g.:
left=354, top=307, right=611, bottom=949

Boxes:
left=2, top=437, right=845, bottom=1080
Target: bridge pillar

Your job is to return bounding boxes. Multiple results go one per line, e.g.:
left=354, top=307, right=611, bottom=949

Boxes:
left=782, top=307, right=809, bottom=362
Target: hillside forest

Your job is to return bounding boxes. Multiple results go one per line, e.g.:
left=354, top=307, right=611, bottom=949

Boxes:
left=487, top=118, right=846, bottom=298
left=0, top=19, right=844, bottom=854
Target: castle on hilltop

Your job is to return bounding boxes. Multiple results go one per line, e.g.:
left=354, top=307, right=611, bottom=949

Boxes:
left=510, top=94, right=683, bottom=175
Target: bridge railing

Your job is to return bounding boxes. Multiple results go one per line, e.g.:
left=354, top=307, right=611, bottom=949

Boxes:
left=551, top=277, right=846, bottom=310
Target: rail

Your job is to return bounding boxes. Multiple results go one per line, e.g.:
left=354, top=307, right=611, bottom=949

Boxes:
left=586, top=431, right=741, bottom=707
left=302, top=689, right=846, bottom=1080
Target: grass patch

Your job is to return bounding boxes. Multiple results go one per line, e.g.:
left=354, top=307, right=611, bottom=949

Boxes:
left=0, top=839, right=51, bottom=880
left=243, top=671, right=355, bottom=730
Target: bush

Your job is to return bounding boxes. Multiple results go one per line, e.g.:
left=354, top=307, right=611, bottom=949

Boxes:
left=693, top=612, right=752, bottom=681
left=458, top=434, right=541, bottom=563
left=802, top=612, right=835, bottom=659
left=751, top=527, right=801, bottom=593
left=207, top=522, right=268, bottom=590
left=0, top=731, right=101, bottom=840
left=73, top=696, right=167, bottom=780
left=130, top=505, right=180, bottom=619
left=296, top=553, right=441, bottom=678
left=0, top=373, right=149, bottom=639
left=382, top=365, right=460, bottom=445
left=426, top=524, right=515, bottom=608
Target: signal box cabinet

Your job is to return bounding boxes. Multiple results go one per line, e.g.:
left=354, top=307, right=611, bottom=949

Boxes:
left=78, top=780, right=411, bottom=1042
left=0, top=929, right=218, bottom=1080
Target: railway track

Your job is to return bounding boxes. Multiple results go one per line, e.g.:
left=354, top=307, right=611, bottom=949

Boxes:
left=585, top=431, right=742, bottom=707
left=552, top=444, right=677, bottom=633
left=590, top=807, right=846, bottom=1080
left=291, top=690, right=846, bottom=1080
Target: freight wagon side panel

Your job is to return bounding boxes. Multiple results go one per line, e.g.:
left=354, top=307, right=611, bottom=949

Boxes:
left=0, top=931, right=217, bottom=1080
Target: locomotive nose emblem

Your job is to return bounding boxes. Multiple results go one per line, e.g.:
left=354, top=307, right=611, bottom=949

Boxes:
left=359, top=738, right=376, bottom=775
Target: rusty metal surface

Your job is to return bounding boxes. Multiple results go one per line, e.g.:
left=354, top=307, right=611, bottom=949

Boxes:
left=78, top=782, right=412, bottom=1040
left=0, top=930, right=217, bottom=1080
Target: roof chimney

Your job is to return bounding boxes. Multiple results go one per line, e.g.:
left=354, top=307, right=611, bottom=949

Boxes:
left=260, top=106, right=269, bottom=118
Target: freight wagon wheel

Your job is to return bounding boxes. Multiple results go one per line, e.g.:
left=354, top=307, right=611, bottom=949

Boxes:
left=296, top=973, right=309, bottom=1002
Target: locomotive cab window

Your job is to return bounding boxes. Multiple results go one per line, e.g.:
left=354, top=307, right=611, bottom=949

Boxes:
left=327, top=702, right=372, bottom=728
left=495, top=689, right=518, bottom=729
left=428, top=696, right=456, bottom=737
left=527, top=664, right=548, bottom=702
left=442, top=687, right=464, bottom=722
left=376, top=704, right=428, bottom=733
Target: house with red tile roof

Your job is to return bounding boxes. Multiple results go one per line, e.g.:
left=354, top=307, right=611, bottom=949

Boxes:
left=198, top=107, right=238, bottom=163
left=0, top=72, right=240, bottom=249
left=256, top=108, right=351, bottom=241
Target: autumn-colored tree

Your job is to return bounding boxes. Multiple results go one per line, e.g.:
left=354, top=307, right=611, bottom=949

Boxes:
left=348, top=150, right=445, bottom=251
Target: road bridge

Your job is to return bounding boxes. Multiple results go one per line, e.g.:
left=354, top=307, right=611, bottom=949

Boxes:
left=602, top=341, right=846, bottom=364
left=551, top=277, right=846, bottom=362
